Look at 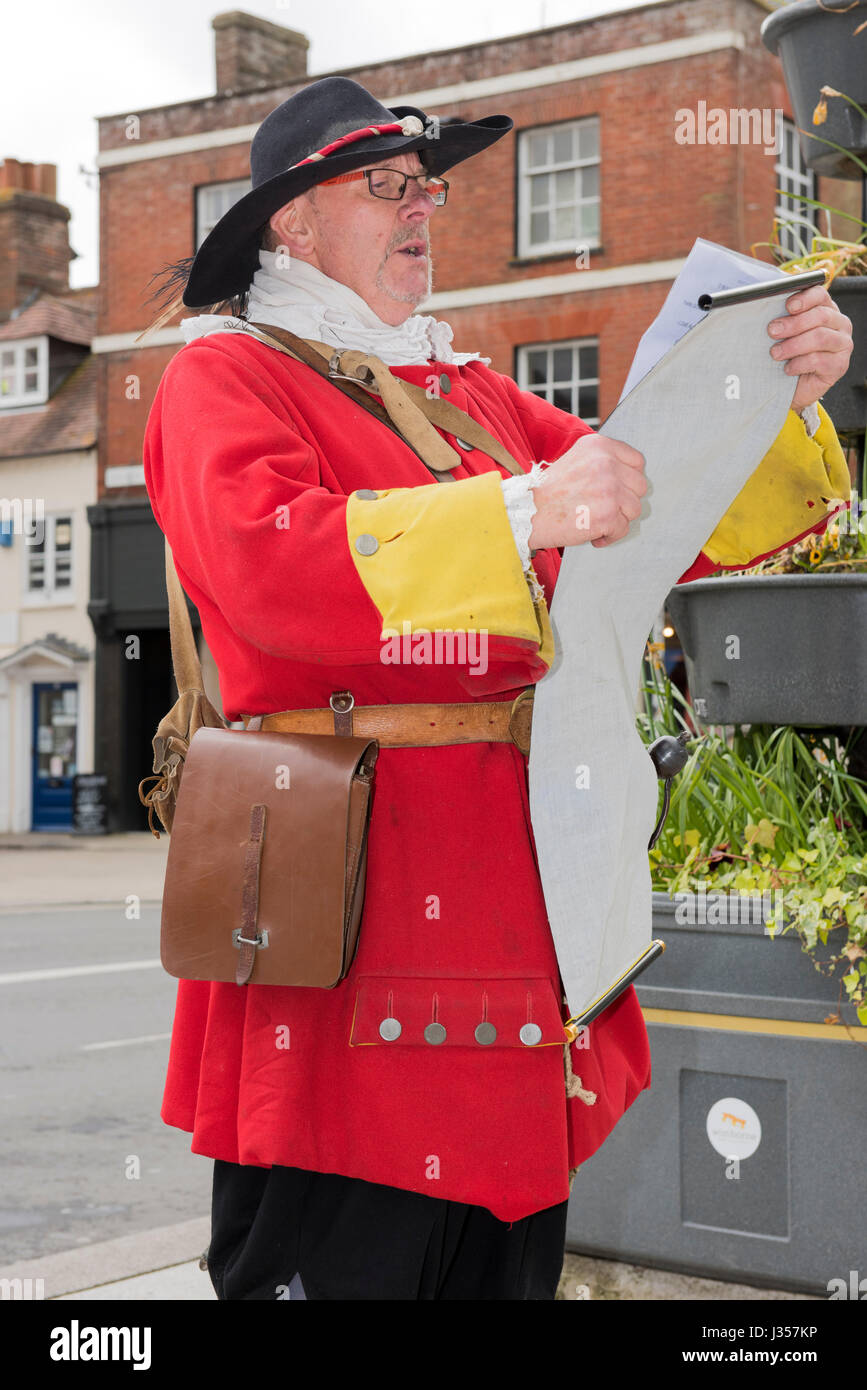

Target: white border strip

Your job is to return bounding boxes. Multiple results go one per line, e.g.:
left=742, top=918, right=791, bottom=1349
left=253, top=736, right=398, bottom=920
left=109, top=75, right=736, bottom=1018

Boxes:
left=92, top=257, right=686, bottom=352
left=95, top=31, right=744, bottom=169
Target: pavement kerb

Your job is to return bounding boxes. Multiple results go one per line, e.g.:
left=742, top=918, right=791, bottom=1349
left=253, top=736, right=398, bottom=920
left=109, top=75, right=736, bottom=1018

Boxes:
left=0, top=1218, right=211, bottom=1299
left=0, top=831, right=169, bottom=911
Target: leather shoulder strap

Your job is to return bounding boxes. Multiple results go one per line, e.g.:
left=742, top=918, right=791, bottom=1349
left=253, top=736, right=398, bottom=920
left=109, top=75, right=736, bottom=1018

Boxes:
left=245, top=320, right=525, bottom=479
left=245, top=320, right=452, bottom=481
left=246, top=321, right=397, bottom=429
left=164, top=542, right=207, bottom=695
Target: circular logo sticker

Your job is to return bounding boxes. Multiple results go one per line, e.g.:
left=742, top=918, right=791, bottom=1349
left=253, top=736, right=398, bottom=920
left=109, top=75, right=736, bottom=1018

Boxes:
left=706, top=1097, right=762, bottom=1160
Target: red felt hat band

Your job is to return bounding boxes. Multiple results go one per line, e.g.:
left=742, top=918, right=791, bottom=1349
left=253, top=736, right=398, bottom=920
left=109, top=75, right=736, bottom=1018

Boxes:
left=289, top=119, right=423, bottom=172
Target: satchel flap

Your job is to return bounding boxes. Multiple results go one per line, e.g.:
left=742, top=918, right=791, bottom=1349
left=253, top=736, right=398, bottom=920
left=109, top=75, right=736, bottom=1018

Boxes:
left=349, top=975, right=568, bottom=1048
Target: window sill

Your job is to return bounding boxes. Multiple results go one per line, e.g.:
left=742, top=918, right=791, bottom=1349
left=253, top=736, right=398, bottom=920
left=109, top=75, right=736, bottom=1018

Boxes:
left=20, top=595, right=76, bottom=611
left=508, top=247, right=605, bottom=268
left=0, top=400, right=49, bottom=414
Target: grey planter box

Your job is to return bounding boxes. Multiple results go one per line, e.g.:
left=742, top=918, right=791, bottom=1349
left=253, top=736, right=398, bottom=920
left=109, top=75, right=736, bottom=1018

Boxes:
left=762, top=0, right=867, bottom=179
left=821, top=278, right=867, bottom=433
left=564, top=893, right=866, bottom=1294
left=666, top=574, right=867, bottom=726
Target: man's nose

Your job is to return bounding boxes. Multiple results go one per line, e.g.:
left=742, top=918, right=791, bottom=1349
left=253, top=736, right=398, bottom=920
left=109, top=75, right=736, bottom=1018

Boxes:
left=400, top=179, right=435, bottom=218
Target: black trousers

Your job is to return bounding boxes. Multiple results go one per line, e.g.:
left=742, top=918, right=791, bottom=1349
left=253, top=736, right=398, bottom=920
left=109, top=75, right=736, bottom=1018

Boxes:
left=207, top=1159, right=569, bottom=1300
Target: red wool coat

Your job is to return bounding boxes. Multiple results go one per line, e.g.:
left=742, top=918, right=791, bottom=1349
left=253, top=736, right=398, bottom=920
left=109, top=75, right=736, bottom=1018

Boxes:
left=142, top=331, right=842, bottom=1221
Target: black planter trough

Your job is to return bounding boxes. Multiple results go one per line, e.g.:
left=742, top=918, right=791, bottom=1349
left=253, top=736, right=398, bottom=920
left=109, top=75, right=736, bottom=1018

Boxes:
left=762, top=0, right=867, bottom=180
left=665, top=573, right=867, bottom=726
left=564, top=892, right=867, bottom=1294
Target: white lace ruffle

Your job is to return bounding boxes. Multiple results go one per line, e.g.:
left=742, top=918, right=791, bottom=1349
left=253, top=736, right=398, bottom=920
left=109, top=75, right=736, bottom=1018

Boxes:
left=501, top=461, right=550, bottom=600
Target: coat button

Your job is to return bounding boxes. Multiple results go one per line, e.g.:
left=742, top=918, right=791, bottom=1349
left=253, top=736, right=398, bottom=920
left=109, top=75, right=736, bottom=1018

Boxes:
left=354, top=533, right=379, bottom=555
left=438, top=373, right=451, bottom=394
left=519, top=1023, right=542, bottom=1046
left=355, top=489, right=379, bottom=500
left=424, top=1022, right=447, bottom=1044
left=454, top=436, right=473, bottom=451
left=474, top=1021, right=497, bottom=1046
left=379, top=1017, right=402, bottom=1041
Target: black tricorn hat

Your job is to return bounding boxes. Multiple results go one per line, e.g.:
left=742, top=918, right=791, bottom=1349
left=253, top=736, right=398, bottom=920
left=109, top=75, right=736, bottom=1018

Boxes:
left=182, top=75, right=514, bottom=307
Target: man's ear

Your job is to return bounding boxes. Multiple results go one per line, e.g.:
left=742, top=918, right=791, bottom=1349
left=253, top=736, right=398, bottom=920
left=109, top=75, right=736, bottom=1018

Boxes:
left=269, top=197, right=317, bottom=260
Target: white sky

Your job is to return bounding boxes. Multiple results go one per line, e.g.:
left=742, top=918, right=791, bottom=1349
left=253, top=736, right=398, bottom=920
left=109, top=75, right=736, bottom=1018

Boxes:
left=3, top=0, right=676, bottom=289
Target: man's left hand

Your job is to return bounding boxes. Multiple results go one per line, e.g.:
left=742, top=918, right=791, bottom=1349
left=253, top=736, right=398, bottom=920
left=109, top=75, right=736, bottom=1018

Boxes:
left=768, top=284, right=854, bottom=414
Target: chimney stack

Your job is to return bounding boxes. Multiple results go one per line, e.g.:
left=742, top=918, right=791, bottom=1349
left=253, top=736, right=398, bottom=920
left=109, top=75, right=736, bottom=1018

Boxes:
left=213, top=10, right=309, bottom=95
left=0, top=159, right=72, bottom=323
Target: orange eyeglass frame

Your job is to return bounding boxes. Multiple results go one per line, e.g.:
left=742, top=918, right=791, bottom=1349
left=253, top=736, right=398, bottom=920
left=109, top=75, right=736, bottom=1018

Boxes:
left=318, top=169, right=448, bottom=202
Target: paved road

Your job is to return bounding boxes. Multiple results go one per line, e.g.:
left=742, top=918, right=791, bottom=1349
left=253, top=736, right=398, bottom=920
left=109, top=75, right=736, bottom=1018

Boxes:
left=0, top=903, right=212, bottom=1264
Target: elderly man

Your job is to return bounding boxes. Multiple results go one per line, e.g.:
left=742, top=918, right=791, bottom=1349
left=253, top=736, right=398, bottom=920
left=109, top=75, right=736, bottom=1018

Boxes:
left=142, top=76, right=853, bottom=1301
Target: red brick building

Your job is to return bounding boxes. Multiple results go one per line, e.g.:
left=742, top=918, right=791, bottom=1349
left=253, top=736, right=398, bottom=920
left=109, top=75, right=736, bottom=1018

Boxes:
left=89, top=0, right=859, bottom=828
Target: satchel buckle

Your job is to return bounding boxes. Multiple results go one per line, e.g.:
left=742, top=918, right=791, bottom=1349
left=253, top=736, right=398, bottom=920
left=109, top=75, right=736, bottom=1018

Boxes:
left=233, top=928, right=269, bottom=950
left=330, top=690, right=355, bottom=736
left=508, top=688, right=534, bottom=757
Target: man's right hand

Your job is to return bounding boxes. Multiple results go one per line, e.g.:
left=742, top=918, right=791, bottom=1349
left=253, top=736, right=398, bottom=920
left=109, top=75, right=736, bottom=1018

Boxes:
left=528, top=434, right=648, bottom=550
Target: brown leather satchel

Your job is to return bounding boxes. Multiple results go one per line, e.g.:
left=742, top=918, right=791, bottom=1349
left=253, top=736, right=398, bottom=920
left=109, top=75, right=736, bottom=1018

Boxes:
left=161, top=719, right=378, bottom=988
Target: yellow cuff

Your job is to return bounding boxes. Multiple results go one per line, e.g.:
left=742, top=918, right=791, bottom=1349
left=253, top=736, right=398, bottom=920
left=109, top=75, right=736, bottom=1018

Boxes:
left=702, top=403, right=850, bottom=568
left=346, top=471, right=553, bottom=663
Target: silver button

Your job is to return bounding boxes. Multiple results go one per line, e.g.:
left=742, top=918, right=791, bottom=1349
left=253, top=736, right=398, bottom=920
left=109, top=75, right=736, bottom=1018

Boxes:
left=354, top=533, right=379, bottom=556
left=474, top=1021, right=497, bottom=1046
left=424, top=1022, right=447, bottom=1045
left=355, top=489, right=379, bottom=500
left=438, top=373, right=451, bottom=394
left=454, top=437, right=474, bottom=451
left=519, top=1023, right=542, bottom=1046
left=379, top=1017, right=401, bottom=1041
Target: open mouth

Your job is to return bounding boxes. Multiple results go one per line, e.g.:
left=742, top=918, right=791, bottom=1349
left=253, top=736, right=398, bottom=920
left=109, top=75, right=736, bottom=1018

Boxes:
left=396, top=244, right=427, bottom=258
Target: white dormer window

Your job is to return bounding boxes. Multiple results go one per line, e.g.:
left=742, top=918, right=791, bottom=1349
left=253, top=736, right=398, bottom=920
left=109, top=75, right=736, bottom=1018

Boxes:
left=0, top=336, right=49, bottom=407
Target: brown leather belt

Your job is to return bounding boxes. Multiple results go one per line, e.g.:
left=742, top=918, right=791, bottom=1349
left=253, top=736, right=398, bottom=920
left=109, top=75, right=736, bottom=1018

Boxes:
left=241, top=688, right=535, bottom=756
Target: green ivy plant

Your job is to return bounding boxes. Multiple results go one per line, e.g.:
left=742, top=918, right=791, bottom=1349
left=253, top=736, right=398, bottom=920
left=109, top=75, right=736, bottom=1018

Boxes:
left=638, top=653, right=867, bottom=1025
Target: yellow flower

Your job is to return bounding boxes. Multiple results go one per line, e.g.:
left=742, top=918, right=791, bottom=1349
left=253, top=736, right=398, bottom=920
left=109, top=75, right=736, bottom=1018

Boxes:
left=810, top=548, right=822, bottom=564
left=812, top=98, right=828, bottom=126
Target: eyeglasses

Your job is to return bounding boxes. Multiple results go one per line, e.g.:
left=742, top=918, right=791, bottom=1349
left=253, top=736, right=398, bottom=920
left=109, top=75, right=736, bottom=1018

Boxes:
left=318, top=167, right=449, bottom=206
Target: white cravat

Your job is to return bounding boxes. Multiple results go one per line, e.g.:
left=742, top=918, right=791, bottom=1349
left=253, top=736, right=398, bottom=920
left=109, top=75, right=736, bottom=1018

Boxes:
left=180, top=250, right=490, bottom=367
